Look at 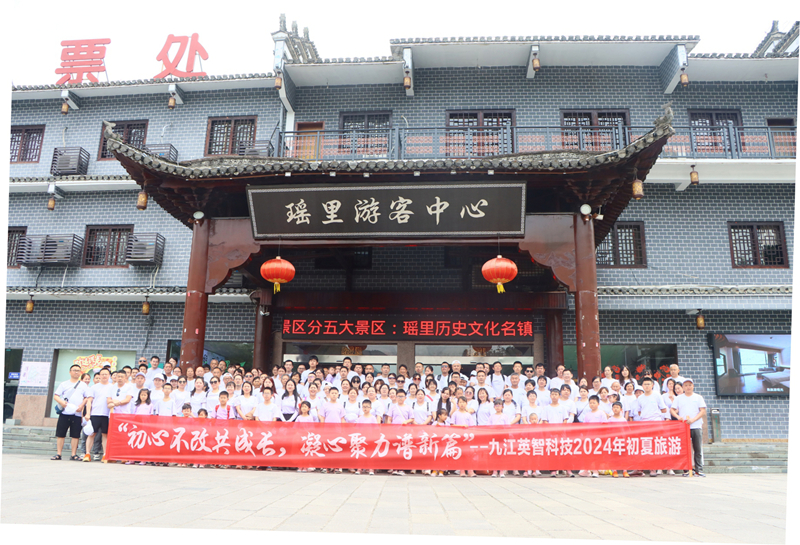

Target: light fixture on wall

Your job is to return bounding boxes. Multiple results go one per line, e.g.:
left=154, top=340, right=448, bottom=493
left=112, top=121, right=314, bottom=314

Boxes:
left=686, top=309, right=705, bottom=330
left=274, top=74, right=283, bottom=90
left=690, top=164, right=699, bottom=185
left=403, top=76, right=412, bottom=90
left=631, top=168, right=644, bottom=200
left=142, top=296, right=150, bottom=316
left=25, top=295, right=34, bottom=314
left=168, top=96, right=176, bottom=110
left=579, top=203, right=592, bottom=222
left=680, top=67, right=689, bottom=87
left=531, top=52, right=541, bottom=72
left=46, top=183, right=65, bottom=211
left=61, top=101, right=69, bottom=115
left=137, top=190, right=148, bottom=210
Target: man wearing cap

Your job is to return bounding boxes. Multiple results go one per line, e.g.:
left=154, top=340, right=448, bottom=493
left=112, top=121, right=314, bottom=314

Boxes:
left=671, top=377, right=707, bottom=477
left=128, top=372, right=147, bottom=412
left=144, top=356, right=162, bottom=389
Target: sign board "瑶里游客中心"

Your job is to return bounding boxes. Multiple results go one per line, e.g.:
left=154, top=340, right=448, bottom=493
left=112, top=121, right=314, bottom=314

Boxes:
left=246, top=183, right=526, bottom=238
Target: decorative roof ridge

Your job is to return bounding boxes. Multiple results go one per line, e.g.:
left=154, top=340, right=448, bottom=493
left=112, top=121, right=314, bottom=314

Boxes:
left=106, top=118, right=674, bottom=178
left=598, top=285, right=792, bottom=295
left=772, top=21, right=800, bottom=53
left=10, top=175, right=134, bottom=183
left=389, top=35, right=700, bottom=44
left=7, top=286, right=251, bottom=295
left=12, top=73, right=275, bottom=92
left=287, top=56, right=398, bottom=65
left=689, top=51, right=798, bottom=58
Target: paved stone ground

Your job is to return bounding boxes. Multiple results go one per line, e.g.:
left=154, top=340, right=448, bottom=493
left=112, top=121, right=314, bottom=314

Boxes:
left=0, top=454, right=787, bottom=542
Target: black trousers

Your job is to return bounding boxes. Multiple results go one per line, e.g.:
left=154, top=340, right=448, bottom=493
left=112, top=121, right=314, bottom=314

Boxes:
left=690, top=428, right=704, bottom=472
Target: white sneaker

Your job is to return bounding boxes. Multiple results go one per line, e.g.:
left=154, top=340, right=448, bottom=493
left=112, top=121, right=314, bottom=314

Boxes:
left=369, top=470, right=375, bottom=475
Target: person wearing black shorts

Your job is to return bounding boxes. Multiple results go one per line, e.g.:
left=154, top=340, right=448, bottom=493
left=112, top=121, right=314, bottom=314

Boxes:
left=53, top=364, right=90, bottom=461
left=84, top=367, right=115, bottom=462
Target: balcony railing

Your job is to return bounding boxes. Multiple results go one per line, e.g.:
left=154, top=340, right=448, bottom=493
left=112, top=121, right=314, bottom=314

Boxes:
left=16, top=234, right=84, bottom=267
left=125, top=233, right=165, bottom=267
left=273, top=125, right=796, bottom=161
left=238, top=140, right=275, bottom=157
left=50, top=147, right=90, bottom=176
left=143, top=143, right=179, bottom=162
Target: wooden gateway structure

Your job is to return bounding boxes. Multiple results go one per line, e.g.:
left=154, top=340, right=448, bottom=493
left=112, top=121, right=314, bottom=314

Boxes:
left=106, top=116, right=674, bottom=380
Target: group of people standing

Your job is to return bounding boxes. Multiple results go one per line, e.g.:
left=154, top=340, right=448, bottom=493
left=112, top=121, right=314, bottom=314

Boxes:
left=51, top=355, right=707, bottom=476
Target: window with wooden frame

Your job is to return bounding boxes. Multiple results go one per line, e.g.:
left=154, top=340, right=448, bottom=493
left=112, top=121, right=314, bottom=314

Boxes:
left=596, top=222, right=647, bottom=268
left=83, top=225, right=133, bottom=267
left=7, top=227, right=26, bottom=267
left=689, top=110, right=742, bottom=155
left=728, top=222, right=788, bottom=268
left=205, top=116, right=257, bottom=155
left=337, top=112, right=392, bottom=157
left=98, top=121, right=147, bottom=159
left=10, top=126, right=45, bottom=163
left=561, top=110, right=629, bottom=151
left=445, top=110, right=515, bottom=156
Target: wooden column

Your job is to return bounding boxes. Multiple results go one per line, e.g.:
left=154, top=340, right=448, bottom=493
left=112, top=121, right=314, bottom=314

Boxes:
left=545, top=310, right=564, bottom=375
left=252, top=289, right=272, bottom=372
left=179, top=219, right=210, bottom=370
left=573, top=214, right=601, bottom=381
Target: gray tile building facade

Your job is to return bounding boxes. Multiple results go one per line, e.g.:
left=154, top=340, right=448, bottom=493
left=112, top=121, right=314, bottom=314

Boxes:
left=6, top=23, right=797, bottom=439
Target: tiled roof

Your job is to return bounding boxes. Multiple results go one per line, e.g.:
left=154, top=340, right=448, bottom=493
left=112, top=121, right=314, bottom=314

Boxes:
left=597, top=285, right=792, bottom=296
left=290, top=56, right=396, bottom=64
left=390, top=35, right=699, bottom=44
left=106, top=121, right=674, bottom=178
left=773, top=21, right=800, bottom=53
left=10, top=175, right=133, bottom=183
left=689, top=51, right=799, bottom=58
left=11, top=73, right=275, bottom=92
left=7, top=286, right=250, bottom=296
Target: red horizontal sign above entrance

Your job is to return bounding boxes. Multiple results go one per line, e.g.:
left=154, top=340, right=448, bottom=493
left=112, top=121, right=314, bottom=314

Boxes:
left=282, top=315, right=535, bottom=341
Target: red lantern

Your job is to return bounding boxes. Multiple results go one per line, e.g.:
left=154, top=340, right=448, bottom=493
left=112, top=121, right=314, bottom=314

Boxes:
left=260, top=256, right=295, bottom=294
left=481, top=255, right=518, bottom=293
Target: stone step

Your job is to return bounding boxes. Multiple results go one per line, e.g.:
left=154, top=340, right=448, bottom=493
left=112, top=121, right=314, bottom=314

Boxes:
left=2, top=439, right=59, bottom=451
left=704, top=465, right=787, bottom=474
left=706, top=458, right=787, bottom=467
left=705, top=451, right=788, bottom=459
left=706, top=443, right=788, bottom=451
left=2, top=433, right=58, bottom=443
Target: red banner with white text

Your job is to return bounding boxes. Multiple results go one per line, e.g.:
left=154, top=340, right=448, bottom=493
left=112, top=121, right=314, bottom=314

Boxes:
left=107, top=415, right=692, bottom=471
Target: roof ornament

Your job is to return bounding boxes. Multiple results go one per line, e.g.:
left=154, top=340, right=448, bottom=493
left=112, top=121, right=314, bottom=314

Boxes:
left=279, top=13, right=287, bottom=32
left=102, top=120, right=119, bottom=140
left=655, top=101, right=673, bottom=127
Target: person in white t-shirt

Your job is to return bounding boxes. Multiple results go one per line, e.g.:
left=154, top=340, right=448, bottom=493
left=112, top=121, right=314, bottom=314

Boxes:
left=550, top=364, right=566, bottom=392
left=633, top=377, right=668, bottom=476
left=153, top=383, right=178, bottom=416
left=107, top=370, right=134, bottom=415
left=560, top=370, right=580, bottom=401
left=171, top=377, right=190, bottom=410
left=600, top=366, right=616, bottom=391
left=521, top=390, right=541, bottom=425
left=144, top=356, right=162, bottom=390
left=150, top=374, right=166, bottom=404
left=506, top=373, right=527, bottom=407
left=473, top=370, right=496, bottom=400
left=662, top=364, right=686, bottom=393
left=254, top=388, right=281, bottom=421
left=559, top=385, right=577, bottom=423
left=84, top=367, right=117, bottom=461
left=52, top=364, right=90, bottom=460
left=620, top=381, right=637, bottom=419
left=488, top=361, right=507, bottom=395
left=670, top=378, right=706, bottom=477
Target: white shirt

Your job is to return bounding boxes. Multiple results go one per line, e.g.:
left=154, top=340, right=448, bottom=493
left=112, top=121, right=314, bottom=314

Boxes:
left=501, top=401, right=520, bottom=423
left=154, top=397, right=177, bottom=416
left=540, top=403, right=568, bottom=424
left=550, top=377, right=565, bottom=391
left=476, top=402, right=494, bottom=426
left=521, top=404, right=540, bottom=424
left=473, top=383, right=496, bottom=400
left=109, top=383, right=135, bottom=415
left=411, top=399, right=434, bottom=424
left=561, top=382, right=580, bottom=401
left=88, top=383, right=116, bottom=417
left=662, top=375, right=686, bottom=393
left=489, top=374, right=507, bottom=395
left=560, top=398, right=577, bottom=423
left=144, top=368, right=163, bottom=390
left=236, top=395, right=259, bottom=419
left=189, top=391, right=207, bottom=416
left=672, top=393, right=706, bottom=429
left=54, top=380, right=90, bottom=416
left=342, top=399, right=361, bottom=423
left=600, top=377, right=616, bottom=391
left=634, top=392, right=667, bottom=421
left=171, top=389, right=190, bottom=413
left=303, top=396, right=325, bottom=422
left=150, top=389, right=165, bottom=404
left=254, top=402, right=281, bottom=421
left=507, top=385, right=527, bottom=407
